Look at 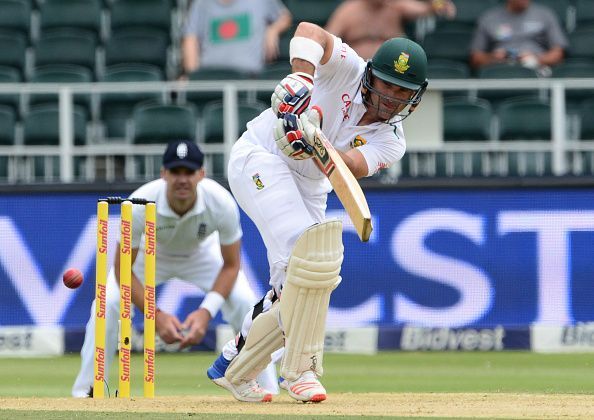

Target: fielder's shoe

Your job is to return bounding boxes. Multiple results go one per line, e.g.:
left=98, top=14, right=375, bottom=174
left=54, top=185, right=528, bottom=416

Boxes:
left=283, top=371, right=326, bottom=403
left=207, top=353, right=272, bottom=403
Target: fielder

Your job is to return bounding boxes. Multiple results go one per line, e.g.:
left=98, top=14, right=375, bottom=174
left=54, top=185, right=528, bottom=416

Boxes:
left=207, top=22, right=428, bottom=402
left=72, top=140, right=278, bottom=397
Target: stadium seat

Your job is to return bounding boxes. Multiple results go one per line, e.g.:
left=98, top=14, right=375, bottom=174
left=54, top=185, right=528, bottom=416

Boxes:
left=185, top=68, right=249, bottom=112
left=201, top=99, right=266, bottom=175
left=0, top=65, right=21, bottom=112
left=0, top=104, right=16, bottom=145
left=477, top=64, right=539, bottom=102
left=427, top=60, right=470, bottom=79
left=104, top=28, right=168, bottom=70
left=443, top=97, right=492, bottom=141
left=433, top=0, right=499, bottom=32
left=202, top=100, right=267, bottom=143
left=427, top=59, right=471, bottom=97
left=422, top=31, right=472, bottom=62
left=0, top=30, right=27, bottom=78
left=29, top=64, right=93, bottom=110
left=448, top=0, right=499, bottom=25
left=579, top=98, right=594, bottom=140
left=284, top=0, right=341, bottom=27
left=552, top=60, right=594, bottom=103
left=34, top=28, right=97, bottom=72
left=39, top=0, right=102, bottom=37
left=498, top=98, right=551, bottom=141
left=100, top=63, right=164, bottom=139
left=569, top=30, right=594, bottom=61
left=259, top=63, right=292, bottom=81
left=0, top=0, right=31, bottom=39
left=277, top=27, right=294, bottom=63
left=131, top=103, right=197, bottom=143
left=23, top=103, right=88, bottom=145
left=575, top=0, right=594, bottom=26
left=533, top=0, right=570, bottom=29
left=109, top=0, right=172, bottom=34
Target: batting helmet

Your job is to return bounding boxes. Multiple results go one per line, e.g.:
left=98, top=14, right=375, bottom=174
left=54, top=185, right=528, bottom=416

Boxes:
left=362, top=37, right=429, bottom=123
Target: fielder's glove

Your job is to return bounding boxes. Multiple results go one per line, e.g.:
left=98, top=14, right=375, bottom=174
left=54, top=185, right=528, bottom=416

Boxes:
left=271, top=72, right=313, bottom=117
left=273, top=106, right=323, bottom=160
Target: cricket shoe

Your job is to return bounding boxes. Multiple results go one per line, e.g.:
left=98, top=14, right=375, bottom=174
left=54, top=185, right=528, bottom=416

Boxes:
left=282, top=371, right=326, bottom=403
left=207, top=353, right=272, bottom=403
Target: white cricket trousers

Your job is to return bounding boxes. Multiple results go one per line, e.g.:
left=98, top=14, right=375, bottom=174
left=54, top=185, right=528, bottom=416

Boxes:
left=227, top=139, right=329, bottom=292
left=72, top=239, right=257, bottom=397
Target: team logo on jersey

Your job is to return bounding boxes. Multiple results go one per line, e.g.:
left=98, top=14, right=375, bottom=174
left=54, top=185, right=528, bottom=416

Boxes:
left=197, top=223, right=207, bottom=239
left=352, top=135, right=367, bottom=148
left=394, top=52, right=410, bottom=74
left=176, top=143, right=188, bottom=159
left=252, top=173, right=265, bottom=190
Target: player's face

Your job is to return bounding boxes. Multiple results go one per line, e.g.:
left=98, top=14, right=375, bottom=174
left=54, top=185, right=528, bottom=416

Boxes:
left=370, top=78, right=416, bottom=120
left=162, top=166, right=204, bottom=202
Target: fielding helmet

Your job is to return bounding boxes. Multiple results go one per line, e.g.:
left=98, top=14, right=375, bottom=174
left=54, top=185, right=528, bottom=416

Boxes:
left=362, top=37, right=428, bottom=123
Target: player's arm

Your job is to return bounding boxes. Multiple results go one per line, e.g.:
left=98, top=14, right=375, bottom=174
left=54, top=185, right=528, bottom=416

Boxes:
left=179, top=239, right=242, bottom=349
left=114, top=243, right=184, bottom=344
left=291, top=22, right=334, bottom=75
left=182, top=35, right=200, bottom=74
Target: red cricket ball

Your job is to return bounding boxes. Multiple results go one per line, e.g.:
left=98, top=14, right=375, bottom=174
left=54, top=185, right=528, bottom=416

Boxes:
left=63, top=268, right=84, bottom=289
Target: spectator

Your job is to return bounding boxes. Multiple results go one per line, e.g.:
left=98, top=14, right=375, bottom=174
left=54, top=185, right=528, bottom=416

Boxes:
left=326, top=0, right=456, bottom=59
left=470, top=0, right=568, bottom=73
left=182, top=0, right=292, bottom=77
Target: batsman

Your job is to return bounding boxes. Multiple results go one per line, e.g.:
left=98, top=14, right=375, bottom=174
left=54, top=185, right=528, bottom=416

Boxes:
left=207, top=21, right=429, bottom=402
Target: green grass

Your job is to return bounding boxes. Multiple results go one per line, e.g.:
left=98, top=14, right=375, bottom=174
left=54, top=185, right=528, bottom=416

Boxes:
left=0, top=351, right=593, bottom=397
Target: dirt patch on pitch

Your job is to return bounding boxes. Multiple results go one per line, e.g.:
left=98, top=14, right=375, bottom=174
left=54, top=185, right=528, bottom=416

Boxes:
left=1, top=393, right=592, bottom=418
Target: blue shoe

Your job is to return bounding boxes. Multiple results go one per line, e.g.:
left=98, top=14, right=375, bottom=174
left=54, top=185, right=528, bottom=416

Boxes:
left=207, top=353, right=231, bottom=380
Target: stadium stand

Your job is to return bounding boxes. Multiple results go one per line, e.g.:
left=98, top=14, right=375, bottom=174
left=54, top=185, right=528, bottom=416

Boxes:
left=284, top=0, right=340, bottom=27
left=0, top=0, right=593, bottom=183
left=23, top=103, right=88, bottom=145
left=109, top=0, right=172, bottom=35
left=29, top=64, right=93, bottom=111
left=100, top=63, right=164, bottom=139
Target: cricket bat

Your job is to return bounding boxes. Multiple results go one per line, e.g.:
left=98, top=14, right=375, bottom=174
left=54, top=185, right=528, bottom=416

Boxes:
left=311, top=127, right=373, bottom=242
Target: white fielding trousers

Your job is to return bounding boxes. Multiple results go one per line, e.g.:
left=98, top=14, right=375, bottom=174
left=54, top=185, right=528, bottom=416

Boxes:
left=72, top=237, right=265, bottom=397
left=228, top=139, right=329, bottom=292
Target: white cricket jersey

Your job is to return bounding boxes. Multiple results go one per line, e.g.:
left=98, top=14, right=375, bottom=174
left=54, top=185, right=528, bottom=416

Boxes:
left=240, top=34, right=406, bottom=181
left=128, top=178, right=242, bottom=256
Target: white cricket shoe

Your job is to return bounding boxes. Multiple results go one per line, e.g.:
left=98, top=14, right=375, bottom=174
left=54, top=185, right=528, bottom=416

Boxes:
left=282, top=371, right=326, bottom=403
left=211, top=376, right=273, bottom=403
left=207, top=353, right=272, bottom=402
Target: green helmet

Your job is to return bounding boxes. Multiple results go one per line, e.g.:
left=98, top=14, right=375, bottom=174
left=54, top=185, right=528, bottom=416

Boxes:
left=370, top=37, right=428, bottom=90
left=362, top=37, right=428, bottom=123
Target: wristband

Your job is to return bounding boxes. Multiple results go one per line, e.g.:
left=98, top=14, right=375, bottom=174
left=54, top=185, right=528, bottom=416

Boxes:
left=199, top=291, right=225, bottom=318
left=290, top=36, right=324, bottom=67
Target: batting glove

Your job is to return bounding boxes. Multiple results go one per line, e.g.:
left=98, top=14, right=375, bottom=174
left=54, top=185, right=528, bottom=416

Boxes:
left=271, top=72, right=313, bottom=117
left=273, top=106, right=323, bottom=160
